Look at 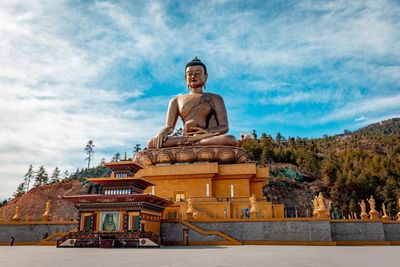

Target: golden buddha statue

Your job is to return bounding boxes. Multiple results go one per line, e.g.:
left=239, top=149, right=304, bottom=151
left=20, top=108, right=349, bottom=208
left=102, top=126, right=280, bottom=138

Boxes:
left=147, top=57, right=236, bottom=149
left=368, top=195, right=378, bottom=219
left=136, top=58, right=249, bottom=166
left=382, top=203, right=389, bottom=221
left=12, top=206, right=20, bottom=221
left=186, top=197, right=194, bottom=215
left=397, top=197, right=400, bottom=221
left=312, top=196, right=319, bottom=218
left=41, top=200, right=51, bottom=221
left=358, top=199, right=368, bottom=219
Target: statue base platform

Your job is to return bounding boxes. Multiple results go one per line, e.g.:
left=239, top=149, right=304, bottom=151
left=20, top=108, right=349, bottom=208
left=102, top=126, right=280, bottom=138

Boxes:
left=318, top=209, right=329, bottom=219
left=369, top=210, right=378, bottom=220
left=134, top=161, right=284, bottom=221
left=41, top=215, right=50, bottom=222
left=134, top=145, right=250, bottom=166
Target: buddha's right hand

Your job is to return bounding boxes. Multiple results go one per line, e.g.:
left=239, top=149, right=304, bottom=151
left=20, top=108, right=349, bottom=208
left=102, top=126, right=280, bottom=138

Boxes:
left=154, top=130, right=168, bottom=149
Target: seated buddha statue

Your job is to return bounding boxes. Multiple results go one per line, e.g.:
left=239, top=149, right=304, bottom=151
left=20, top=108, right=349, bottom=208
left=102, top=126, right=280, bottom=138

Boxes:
left=147, top=57, right=237, bottom=149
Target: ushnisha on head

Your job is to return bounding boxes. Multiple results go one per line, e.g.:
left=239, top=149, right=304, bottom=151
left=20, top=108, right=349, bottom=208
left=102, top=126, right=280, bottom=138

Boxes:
left=185, top=57, right=208, bottom=91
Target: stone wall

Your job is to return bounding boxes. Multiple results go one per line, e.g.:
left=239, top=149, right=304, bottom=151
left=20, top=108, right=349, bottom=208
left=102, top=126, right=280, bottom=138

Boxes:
left=161, top=222, right=224, bottom=244
left=161, top=221, right=400, bottom=244
left=383, top=223, right=400, bottom=241
left=193, top=221, right=332, bottom=241
left=331, top=222, right=385, bottom=241
left=0, top=223, right=77, bottom=243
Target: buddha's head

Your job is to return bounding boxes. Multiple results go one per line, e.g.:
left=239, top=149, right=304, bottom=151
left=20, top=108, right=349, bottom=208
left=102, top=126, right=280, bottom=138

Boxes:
left=185, top=57, right=208, bottom=89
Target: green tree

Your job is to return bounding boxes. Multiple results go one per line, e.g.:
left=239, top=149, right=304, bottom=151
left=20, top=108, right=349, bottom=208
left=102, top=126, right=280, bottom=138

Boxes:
left=50, top=167, right=61, bottom=183
left=84, top=140, right=95, bottom=168
left=13, top=182, right=26, bottom=198
left=133, top=144, right=142, bottom=156
left=24, top=164, right=35, bottom=192
left=34, top=165, right=48, bottom=186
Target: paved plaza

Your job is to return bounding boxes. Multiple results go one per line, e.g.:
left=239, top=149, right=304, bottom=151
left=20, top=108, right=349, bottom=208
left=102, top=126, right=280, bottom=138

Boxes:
left=1, top=246, right=400, bottom=267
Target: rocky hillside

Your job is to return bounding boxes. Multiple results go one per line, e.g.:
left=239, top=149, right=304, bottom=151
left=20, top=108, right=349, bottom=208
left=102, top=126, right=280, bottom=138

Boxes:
left=0, top=180, right=87, bottom=221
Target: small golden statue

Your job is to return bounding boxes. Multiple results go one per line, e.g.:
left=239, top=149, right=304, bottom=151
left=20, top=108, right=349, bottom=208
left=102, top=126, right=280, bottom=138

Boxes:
left=41, top=200, right=51, bottom=221
left=358, top=200, right=368, bottom=219
left=312, top=196, right=319, bottom=218
left=12, top=206, right=20, bottom=221
left=382, top=203, right=389, bottom=221
left=249, top=194, right=257, bottom=218
left=397, top=197, right=400, bottom=222
left=317, top=192, right=329, bottom=219
left=368, top=196, right=378, bottom=219
left=186, top=197, right=194, bottom=216
left=317, top=192, right=326, bottom=211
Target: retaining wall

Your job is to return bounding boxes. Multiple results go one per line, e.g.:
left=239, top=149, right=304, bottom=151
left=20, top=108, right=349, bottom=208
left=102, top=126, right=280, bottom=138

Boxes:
left=161, top=220, right=400, bottom=245
left=0, top=222, right=77, bottom=243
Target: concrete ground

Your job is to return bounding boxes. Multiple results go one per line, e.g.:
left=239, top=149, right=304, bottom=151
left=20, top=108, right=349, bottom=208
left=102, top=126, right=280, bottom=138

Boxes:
left=1, top=246, right=399, bottom=267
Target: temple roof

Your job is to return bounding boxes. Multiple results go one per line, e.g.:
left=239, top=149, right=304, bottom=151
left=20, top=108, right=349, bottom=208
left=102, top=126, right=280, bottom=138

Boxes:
left=105, top=161, right=143, bottom=172
left=87, top=177, right=155, bottom=188
left=63, top=194, right=171, bottom=207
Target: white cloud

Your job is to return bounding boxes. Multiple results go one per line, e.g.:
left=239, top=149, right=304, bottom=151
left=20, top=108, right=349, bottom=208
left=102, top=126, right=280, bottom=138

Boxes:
left=0, top=0, right=400, bottom=199
left=319, top=94, right=400, bottom=123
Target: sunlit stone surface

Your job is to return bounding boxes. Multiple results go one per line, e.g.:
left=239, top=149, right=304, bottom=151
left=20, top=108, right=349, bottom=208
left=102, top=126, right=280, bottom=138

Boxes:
left=1, top=246, right=400, bottom=267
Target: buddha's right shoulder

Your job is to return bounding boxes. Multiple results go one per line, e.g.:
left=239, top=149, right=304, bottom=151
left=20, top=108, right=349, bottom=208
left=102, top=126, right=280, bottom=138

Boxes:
left=170, top=95, right=180, bottom=102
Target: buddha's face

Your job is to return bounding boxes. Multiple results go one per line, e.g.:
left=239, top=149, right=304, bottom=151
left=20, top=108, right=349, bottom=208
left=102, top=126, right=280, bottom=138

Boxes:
left=186, top=65, right=208, bottom=89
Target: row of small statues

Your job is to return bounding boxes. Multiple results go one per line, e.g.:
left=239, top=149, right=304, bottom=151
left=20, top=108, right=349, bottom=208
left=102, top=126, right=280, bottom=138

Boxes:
left=313, top=194, right=400, bottom=221
left=0, top=200, right=53, bottom=222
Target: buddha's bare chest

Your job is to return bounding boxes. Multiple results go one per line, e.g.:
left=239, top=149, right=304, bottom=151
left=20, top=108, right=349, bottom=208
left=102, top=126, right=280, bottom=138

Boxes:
left=178, top=94, right=214, bottom=118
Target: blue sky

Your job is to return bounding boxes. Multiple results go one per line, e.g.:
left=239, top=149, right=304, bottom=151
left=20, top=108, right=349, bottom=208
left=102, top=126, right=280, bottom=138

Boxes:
left=1, top=0, right=399, bottom=199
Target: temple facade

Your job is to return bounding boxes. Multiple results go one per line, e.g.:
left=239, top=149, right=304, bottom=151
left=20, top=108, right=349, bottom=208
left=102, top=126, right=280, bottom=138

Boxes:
left=137, top=161, right=284, bottom=220
left=58, top=162, right=171, bottom=248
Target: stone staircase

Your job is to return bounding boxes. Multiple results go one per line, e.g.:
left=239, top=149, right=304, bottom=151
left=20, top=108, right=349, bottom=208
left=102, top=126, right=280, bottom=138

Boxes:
left=180, top=220, right=242, bottom=245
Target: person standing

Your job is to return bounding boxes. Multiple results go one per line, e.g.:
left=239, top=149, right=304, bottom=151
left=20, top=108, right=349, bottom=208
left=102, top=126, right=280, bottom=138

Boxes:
left=10, top=236, right=15, bottom=247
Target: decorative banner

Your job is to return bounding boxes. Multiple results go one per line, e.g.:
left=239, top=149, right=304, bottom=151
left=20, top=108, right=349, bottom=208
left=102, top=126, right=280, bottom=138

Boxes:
left=100, top=211, right=120, bottom=231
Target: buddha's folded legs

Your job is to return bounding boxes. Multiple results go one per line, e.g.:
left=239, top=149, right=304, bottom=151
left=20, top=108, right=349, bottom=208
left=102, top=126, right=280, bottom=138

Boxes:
left=147, top=134, right=237, bottom=149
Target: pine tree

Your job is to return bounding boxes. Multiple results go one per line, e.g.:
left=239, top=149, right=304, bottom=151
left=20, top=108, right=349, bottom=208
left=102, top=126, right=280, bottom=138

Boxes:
left=50, top=167, right=61, bottom=183
left=13, top=182, right=26, bottom=198
left=24, top=164, right=35, bottom=192
left=63, top=170, right=70, bottom=179
left=84, top=140, right=95, bottom=168
left=34, top=165, right=48, bottom=187
left=133, top=144, right=142, bottom=157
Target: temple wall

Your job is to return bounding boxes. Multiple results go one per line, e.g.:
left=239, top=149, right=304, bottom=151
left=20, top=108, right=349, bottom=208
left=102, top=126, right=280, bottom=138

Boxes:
left=193, top=221, right=332, bottom=242
left=0, top=222, right=77, bottom=243
left=145, top=177, right=212, bottom=200
left=161, top=221, right=400, bottom=245
left=383, top=223, right=400, bottom=241
left=161, top=222, right=224, bottom=245
left=249, top=181, right=264, bottom=198
left=212, top=179, right=249, bottom=198
left=330, top=221, right=385, bottom=241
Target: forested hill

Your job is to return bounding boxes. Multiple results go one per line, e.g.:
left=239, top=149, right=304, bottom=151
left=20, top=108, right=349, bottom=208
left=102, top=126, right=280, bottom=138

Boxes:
left=354, top=118, right=400, bottom=136
left=240, top=117, right=400, bottom=217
